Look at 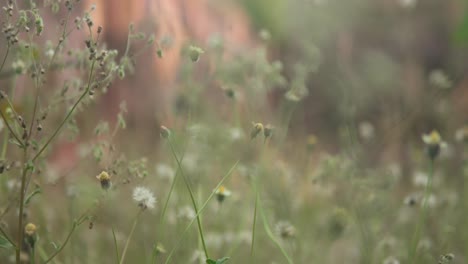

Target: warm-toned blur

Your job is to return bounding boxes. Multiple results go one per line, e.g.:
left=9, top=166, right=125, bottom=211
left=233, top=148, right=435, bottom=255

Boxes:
left=84, top=0, right=255, bottom=125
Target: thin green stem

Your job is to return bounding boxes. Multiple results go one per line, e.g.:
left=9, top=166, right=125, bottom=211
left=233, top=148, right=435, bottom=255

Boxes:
left=0, top=225, right=17, bottom=249
left=164, top=160, right=239, bottom=264
left=408, top=159, right=434, bottom=264
left=32, top=59, right=96, bottom=162
left=258, top=201, right=294, bottom=264
left=119, top=210, right=142, bottom=264
left=30, top=246, right=35, bottom=264
left=112, top=227, right=120, bottom=264
left=0, top=109, right=23, bottom=148
left=250, top=179, right=258, bottom=260
left=0, top=45, right=9, bottom=74
left=43, top=220, right=81, bottom=264
left=167, top=138, right=209, bottom=260
left=16, top=149, right=29, bottom=264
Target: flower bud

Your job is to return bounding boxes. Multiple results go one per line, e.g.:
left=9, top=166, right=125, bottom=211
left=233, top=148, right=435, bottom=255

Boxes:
left=160, top=126, right=171, bottom=139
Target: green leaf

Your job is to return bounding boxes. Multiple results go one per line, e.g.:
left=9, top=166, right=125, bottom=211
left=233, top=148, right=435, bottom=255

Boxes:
left=0, top=235, right=14, bottom=250
left=24, top=187, right=42, bottom=205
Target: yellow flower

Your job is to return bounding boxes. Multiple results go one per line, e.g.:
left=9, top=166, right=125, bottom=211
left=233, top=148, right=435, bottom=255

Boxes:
left=422, top=130, right=441, bottom=145
left=96, top=171, right=111, bottom=190
left=250, top=122, right=263, bottom=139
left=422, top=130, right=445, bottom=160
left=215, top=185, right=232, bottom=203
left=307, top=134, right=318, bottom=151
left=24, top=223, right=37, bottom=236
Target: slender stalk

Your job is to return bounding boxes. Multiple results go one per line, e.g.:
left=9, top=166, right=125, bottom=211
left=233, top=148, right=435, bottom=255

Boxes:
left=32, top=59, right=96, bottom=162
left=258, top=202, right=294, bottom=264
left=0, top=45, right=9, bottom=73
left=16, top=149, right=29, bottom=264
left=0, top=109, right=24, bottom=148
left=164, top=160, right=239, bottom=264
left=30, top=246, right=35, bottom=264
left=0, top=225, right=17, bottom=248
left=250, top=179, right=258, bottom=260
left=167, top=138, right=209, bottom=259
left=408, top=159, right=434, bottom=264
left=119, top=210, right=142, bottom=264
left=43, top=221, right=81, bottom=264
left=112, top=227, right=120, bottom=264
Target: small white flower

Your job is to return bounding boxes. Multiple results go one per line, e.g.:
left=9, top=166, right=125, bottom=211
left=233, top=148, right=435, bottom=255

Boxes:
left=399, top=0, right=417, bottom=8
left=132, top=186, right=156, bottom=209
left=177, top=205, right=196, bottom=221
left=413, top=171, right=429, bottom=187
left=358, top=121, right=375, bottom=140
left=155, top=163, right=175, bottom=180
left=382, top=256, right=400, bottom=264
left=228, top=127, right=244, bottom=141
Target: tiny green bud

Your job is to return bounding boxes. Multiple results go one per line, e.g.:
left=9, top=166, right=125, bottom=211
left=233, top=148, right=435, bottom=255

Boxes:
left=188, top=45, right=204, bottom=62
left=264, top=124, right=274, bottom=139
left=250, top=122, right=263, bottom=139
left=160, top=125, right=171, bottom=139
left=156, top=48, right=163, bottom=58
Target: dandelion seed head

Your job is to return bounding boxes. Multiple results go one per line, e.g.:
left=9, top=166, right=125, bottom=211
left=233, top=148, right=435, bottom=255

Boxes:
left=132, top=186, right=156, bottom=209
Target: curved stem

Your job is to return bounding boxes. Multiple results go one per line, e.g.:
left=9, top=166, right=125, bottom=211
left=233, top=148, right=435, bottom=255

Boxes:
left=43, top=221, right=80, bottom=264
left=408, top=159, right=434, bottom=263
left=164, top=160, right=239, bottom=264
left=167, top=138, right=209, bottom=259
left=0, top=45, right=9, bottom=74
left=32, top=59, right=96, bottom=162
left=119, top=210, right=142, bottom=264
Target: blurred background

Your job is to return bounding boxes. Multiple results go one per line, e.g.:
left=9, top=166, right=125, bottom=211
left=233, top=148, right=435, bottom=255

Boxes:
left=2, top=0, right=468, bottom=263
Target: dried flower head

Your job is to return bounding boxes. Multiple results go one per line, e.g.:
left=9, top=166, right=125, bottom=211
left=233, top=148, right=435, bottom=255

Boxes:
left=24, top=223, right=37, bottom=236
left=215, top=185, right=232, bottom=203
left=275, top=221, right=296, bottom=239
left=96, top=171, right=111, bottom=190
left=250, top=122, right=263, bottom=139
left=133, top=186, right=156, bottom=210
left=264, top=124, right=274, bottom=139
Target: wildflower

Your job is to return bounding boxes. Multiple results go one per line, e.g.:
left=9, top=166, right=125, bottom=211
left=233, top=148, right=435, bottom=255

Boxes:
left=24, top=223, right=37, bottom=247
left=398, top=0, right=417, bottom=8
left=358, top=121, right=375, bottom=140
left=228, top=127, right=244, bottom=141
left=160, top=125, right=171, bottom=139
left=154, top=242, right=166, bottom=256
left=455, top=125, right=468, bottom=143
left=188, top=45, right=204, bottom=62
left=215, top=185, right=232, bottom=203
left=264, top=124, right=274, bottom=139
left=155, top=163, right=175, bottom=180
left=429, top=70, right=452, bottom=89
left=250, top=122, right=263, bottom=139
left=439, top=253, right=455, bottom=263
left=404, top=195, right=417, bottom=207
left=275, top=220, right=296, bottom=239
left=422, top=130, right=446, bottom=160
left=96, top=171, right=111, bottom=190
left=177, top=205, right=196, bottom=221
left=382, top=256, right=400, bottom=264
left=133, top=186, right=156, bottom=210
left=307, top=134, right=318, bottom=151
